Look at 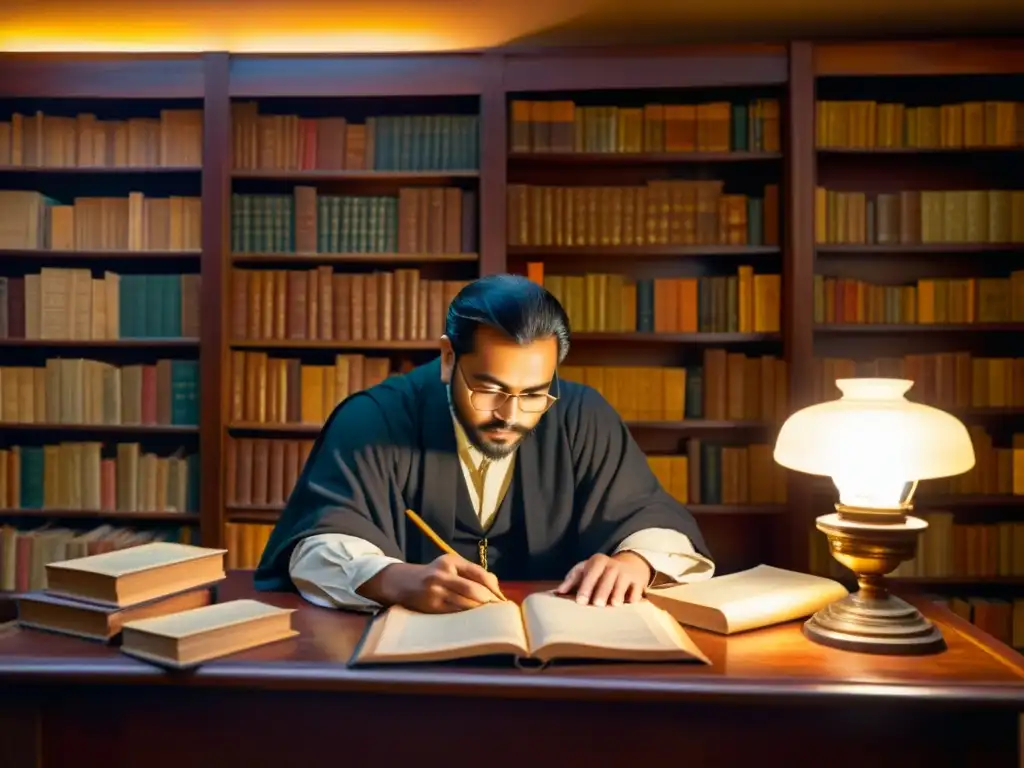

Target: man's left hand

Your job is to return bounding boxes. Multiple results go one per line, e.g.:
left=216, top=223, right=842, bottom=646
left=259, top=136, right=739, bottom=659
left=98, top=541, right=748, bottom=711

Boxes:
left=554, top=552, right=652, bottom=607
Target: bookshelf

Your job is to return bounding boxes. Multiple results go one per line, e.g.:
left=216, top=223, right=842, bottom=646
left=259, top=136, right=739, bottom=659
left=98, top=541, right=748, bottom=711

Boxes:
left=0, top=56, right=208, bottom=595
left=0, top=43, right=1021, bottom=642
left=808, top=41, right=1024, bottom=649
left=220, top=54, right=493, bottom=570
left=502, top=48, right=789, bottom=577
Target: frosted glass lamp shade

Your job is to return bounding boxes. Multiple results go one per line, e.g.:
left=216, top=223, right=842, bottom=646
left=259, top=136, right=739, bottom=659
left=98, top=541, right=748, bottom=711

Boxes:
left=773, top=379, right=975, bottom=503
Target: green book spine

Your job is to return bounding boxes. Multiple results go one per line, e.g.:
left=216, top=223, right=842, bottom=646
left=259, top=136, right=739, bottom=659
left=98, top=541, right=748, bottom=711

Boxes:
left=19, top=447, right=44, bottom=508
left=731, top=103, right=748, bottom=151
left=635, top=279, right=654, bottom=331
left=166, top=275, right=182, bottom=337
left=700, top=443, right=721, bottom=504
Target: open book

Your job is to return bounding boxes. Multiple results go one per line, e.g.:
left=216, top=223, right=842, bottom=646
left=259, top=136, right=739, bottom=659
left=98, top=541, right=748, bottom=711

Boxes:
left=350, top=591, right=710, bottom=667
left=645, top=564, right=849, bottom=634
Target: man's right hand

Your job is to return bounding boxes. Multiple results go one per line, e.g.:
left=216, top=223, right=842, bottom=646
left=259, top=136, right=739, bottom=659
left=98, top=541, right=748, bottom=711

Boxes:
left=359, top=554, right=506, bottom=613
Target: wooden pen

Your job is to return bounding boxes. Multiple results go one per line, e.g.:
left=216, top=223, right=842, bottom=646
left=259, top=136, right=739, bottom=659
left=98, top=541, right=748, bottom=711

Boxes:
left=404, top=509, right=507, bottom=602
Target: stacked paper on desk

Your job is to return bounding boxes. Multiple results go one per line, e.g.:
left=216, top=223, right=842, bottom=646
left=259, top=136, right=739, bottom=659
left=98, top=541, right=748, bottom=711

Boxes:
left=15, top=541, right=227, bottom=642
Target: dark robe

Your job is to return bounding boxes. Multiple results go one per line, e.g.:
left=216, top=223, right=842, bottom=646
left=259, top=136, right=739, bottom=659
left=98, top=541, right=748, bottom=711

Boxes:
left=254, top=358, right=711, bottom=591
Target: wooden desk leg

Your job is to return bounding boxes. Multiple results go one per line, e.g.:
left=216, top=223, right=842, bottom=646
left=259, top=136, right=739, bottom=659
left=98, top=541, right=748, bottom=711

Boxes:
left=0, top=700, right=40, bottom=768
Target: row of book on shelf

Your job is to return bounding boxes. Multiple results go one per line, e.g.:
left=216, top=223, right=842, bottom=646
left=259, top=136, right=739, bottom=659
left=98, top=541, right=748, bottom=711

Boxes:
left=813, top=273, right=1024, bottom=325
left=2, top=349, right=1017, bottom=434
left=228, top=348, right=783, bottom=427
left=4, top=98, right=1021, bottom=168
left=231, top=186, right=477, bottom=255
left=225, top=434, right=786, bottom=511
left=532, top=266, right=782, bottom=334
left=231, top=267, right=468, bottom=343
left=230, top=352, right=394, bottom=426
left=888, top=512, right=1024, bottom=579
left=814, top=355, right=1024, bottom=410
left=916, top=427, right=1024, bottom=497
left=0, top=109, right=203, bottom=168
left=234, top=264, right=787, bottom=342
left=814, top=188, right=1024, bottom=245
left=13, top=350, right=1023, bottom=433
left=814, top=100, right=1024, bottom=149
left=0, top=525, right=196, bottom=593
left=0, top=358, right=199, bottom=427
left=0, top=442, right=199, bottom=514
left=0, top=191, right=202, bottom=252
left=226, top=521, right=274, bottom=570
left=508, top=98, right=781, bottom=154
left=232, top=103, right=480, bottom=172
left=558, top=350, right=786, bottom=423
left=507, top=182, right=779, bottom=247
left=221, top=424, right=1019, bottom=509
left=0, top=269, right=201, bottom=341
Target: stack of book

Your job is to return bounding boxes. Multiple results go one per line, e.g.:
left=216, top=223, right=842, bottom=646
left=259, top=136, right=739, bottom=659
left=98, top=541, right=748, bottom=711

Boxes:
left=15, top=541, right=298, bottom=668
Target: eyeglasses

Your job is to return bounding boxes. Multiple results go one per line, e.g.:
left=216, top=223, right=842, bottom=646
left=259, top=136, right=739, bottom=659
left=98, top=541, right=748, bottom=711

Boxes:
left=458, top=366, right=559, bottom=413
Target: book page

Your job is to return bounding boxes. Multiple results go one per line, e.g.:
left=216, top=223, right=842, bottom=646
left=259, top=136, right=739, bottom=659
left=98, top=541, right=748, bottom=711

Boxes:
left=522, top=592, right=709, bottom=663
left=646, top=564, right=849, bottom=633
left=365, top=601, right=528, bottom=662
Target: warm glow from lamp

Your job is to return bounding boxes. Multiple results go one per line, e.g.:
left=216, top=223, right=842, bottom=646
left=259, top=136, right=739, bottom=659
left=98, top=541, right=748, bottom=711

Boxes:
left=774, top=378, right=975, bottom=512
left=773, top=378, right=975, bottom=656
left=0, top=0, right=595, bottom=53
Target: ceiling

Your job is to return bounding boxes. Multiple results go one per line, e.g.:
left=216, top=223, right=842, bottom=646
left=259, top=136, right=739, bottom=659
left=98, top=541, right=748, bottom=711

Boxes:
left=1, top=0, right=1022, bottom=52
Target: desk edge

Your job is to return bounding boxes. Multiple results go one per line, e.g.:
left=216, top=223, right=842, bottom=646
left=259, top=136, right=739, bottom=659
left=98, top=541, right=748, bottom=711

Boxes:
left=2, top=659, right=1024, bottom=707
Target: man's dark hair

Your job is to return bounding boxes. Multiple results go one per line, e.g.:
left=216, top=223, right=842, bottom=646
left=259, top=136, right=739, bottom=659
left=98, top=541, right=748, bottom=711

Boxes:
left=445, top=274, right=571, bottom=363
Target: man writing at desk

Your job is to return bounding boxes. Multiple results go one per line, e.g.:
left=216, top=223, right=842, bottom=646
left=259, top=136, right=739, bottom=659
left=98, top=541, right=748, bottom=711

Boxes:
left=255, top=275, right=714, bottom=613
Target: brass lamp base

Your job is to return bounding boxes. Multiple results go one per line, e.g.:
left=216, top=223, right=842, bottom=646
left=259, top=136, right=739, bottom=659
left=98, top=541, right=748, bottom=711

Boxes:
left=803, top=507, right=946, bottom=656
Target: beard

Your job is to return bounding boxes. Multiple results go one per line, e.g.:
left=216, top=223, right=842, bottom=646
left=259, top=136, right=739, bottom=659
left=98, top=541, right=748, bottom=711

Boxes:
left=449, top=387, right=535, bottom=460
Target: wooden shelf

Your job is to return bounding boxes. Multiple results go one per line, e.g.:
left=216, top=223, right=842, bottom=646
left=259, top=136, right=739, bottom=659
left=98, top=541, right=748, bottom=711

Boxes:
left=508, top=151, right=782, bottom=164
left=0, top=249, right=202, bottom=260
left=951, top=407, right=1024, bottom=418
left=0, top=338, right=200, bottom=348
left=816, top=244, right=1024, bottom=254
left=232, top=252, right=478, bottom=265
left=818, top=147, right=1024, bottom=155
left=0, top=508, right=200, bottom=522
left=0, top=165, right=201, bottom=174
left=916, top=495, right=1024, bottom=508
left=0, top=422, right=198, bottom=434
left=231, top=170, right=478, bottom=181
left=229, top=339, right=438, bottom=351
left=814, top=323, right=1024, bottom=334
left=572, top=332, right=781, bottom=343
left=508, top=245, right=781, bottom=257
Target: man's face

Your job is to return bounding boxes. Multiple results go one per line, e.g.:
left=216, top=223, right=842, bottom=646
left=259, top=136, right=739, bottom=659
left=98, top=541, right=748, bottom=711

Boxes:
left=441, top=326, right=559, bottom=460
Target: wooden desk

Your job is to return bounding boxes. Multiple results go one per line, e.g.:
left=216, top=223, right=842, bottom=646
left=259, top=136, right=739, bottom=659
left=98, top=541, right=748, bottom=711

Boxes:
left=0, top=572, right=1022, bottom=768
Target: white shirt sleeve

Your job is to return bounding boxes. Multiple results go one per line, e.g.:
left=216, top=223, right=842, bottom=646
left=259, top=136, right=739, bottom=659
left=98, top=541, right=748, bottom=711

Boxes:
left=288, top=532, right=403, bottom=611
left=614, top=528, right=716, bottom=586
